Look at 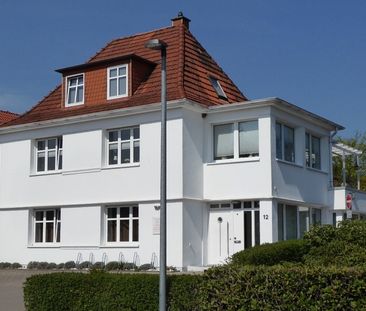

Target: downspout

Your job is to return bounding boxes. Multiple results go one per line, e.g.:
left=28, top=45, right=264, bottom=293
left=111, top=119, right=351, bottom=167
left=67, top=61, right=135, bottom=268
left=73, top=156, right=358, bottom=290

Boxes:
left=329, top=129, right=338, bottom=190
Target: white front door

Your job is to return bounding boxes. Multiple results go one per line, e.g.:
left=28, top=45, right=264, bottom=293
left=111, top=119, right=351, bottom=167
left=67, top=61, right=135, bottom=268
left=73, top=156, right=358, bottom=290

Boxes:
left=208, top=202, right=260, bottom=265
left=208, top=209, right=245, bottom=264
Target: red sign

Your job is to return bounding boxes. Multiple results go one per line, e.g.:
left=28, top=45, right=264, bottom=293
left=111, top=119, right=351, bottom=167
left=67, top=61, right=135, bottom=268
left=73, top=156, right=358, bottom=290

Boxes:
left=346, top=193, right=352, bottom=210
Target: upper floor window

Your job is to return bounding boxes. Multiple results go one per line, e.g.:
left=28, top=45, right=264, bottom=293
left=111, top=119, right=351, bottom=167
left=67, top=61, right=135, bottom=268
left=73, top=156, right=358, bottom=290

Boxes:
left=107, top=126, right=139, bottom=165
left=34, top=209, right=61, bottom=244
left=305, top=133, right=321, bottom=170
left=209, top=76, right=227, bottom=100
left=66, top=74, right=84, bottom=106
left=106, top=206, right=139, bottom=243
left=36, top=137, right=63, bottom=173
left=214, top=120, right=259, bottom=161
left=276, top=122, right=295, bottom=163
left=108, top=65, right=128, bottom=99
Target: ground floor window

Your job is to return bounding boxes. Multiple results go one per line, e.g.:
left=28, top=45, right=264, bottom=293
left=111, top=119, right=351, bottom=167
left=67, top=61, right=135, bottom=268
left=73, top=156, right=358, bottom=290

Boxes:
left=106, top=206, right=139, bottom=243
left=34, top=209, right=61, bottom=243
left=278, top=204, right=321, bottom=240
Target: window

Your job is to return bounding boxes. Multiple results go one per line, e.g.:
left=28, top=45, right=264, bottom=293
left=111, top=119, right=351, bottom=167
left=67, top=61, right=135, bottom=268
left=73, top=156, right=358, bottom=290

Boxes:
left=278, top=204, right=322, bottom=241
left=214, top=124, right=234, bottom=160
left=107, top=127, right=139, bottom=165
left=106, top=206, right=139, bottom=243
left=66, top=74, right=84, bottom=106
left=213, top=120, right=259, bottom=161
left=36, top=137, right=63, bottom=172
left=305, top=133, right=321, bottom=170
left=34, top=209, right=61, bottom=243
left=239, top=121, right=259, bottom=157
left=209, top=76, right=227, bottom=100
left=108, top=65, right=128, bottom=99
left=276, top=122, right=295, bottom=163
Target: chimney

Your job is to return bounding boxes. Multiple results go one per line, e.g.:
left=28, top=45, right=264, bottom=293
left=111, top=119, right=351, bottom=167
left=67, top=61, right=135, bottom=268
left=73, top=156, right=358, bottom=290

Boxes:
left=171, top=11, right=190, bottom=29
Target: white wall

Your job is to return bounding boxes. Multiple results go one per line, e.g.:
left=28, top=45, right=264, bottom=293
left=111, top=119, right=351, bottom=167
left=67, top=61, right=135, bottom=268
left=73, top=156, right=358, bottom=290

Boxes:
left=203, top=107, right=273, bottom=200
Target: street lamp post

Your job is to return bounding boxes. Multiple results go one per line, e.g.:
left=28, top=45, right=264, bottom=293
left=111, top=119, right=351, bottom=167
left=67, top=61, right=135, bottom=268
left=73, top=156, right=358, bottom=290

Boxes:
left=145, top=38, right=168, bottom=311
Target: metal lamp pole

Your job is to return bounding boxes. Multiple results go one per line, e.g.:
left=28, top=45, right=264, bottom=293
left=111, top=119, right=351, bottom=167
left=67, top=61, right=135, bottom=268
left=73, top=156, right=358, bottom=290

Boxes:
left=145, top=39, right=168, bottom=311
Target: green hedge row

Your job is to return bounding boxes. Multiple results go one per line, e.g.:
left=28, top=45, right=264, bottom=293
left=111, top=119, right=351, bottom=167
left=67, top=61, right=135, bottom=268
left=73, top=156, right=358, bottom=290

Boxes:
left=24, top=271, right=200, bottom=311
left=198, top=265, right=366, bottom=310
left=24, top=266, right=366, bottom=310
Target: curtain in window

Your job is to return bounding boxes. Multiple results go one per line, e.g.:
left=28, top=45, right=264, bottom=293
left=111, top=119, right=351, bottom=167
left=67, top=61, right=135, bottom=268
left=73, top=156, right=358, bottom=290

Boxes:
left=284, top=126, right=295, bottom=162
left=239, top=121, right=259, bottom=157
left=285, top=205, right=298, bottom=240
left=214, top=124, right=234, bottom=159
left=311, top=136, right=321, bottom=169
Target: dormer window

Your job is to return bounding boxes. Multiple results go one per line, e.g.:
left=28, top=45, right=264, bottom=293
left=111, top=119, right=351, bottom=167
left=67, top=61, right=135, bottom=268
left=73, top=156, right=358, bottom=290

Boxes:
left=66, top=74, right=84, bottom=107
left=209, top=76, right=227, bottom=100
left=108, top=64, right=128, bottom=99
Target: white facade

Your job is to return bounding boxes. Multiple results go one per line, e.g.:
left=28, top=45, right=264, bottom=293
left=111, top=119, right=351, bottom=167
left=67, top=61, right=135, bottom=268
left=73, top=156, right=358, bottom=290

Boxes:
left=0, top=97, right=364, bottom=268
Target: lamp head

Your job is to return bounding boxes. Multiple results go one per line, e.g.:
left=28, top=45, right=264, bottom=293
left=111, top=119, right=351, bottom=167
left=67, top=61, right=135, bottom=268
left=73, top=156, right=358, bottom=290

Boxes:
left=145, top=39, right=168, bottom=50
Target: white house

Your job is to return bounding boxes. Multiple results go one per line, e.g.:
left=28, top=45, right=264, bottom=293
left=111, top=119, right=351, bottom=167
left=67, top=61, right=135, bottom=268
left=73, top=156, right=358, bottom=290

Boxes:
left=0, top=14, right=364, bottom=269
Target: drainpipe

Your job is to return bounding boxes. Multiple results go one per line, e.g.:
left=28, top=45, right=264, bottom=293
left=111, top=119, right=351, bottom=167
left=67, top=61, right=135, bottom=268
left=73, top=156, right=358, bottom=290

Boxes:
left=329, top=129, right=338, bottom=189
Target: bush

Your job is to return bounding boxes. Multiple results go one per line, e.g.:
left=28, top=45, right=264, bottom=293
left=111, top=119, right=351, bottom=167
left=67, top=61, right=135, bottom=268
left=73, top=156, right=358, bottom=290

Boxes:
left=0, top=262, right=12, bottom=269
left=11, top=262, right=22, bottom=269
left=56, top=263, right=65, bottom=269
left=304, top=220, right=366, bottom=266
left=27, top=262, right=39, bottom=269
left=122, top=262, right=137, bottom=271
left=137, top=263, right=154, bottom=271
left=230, top=239, right=310, bottom=266
left=64, top=261, right=76, bottom=269
left=105, top=261, right=120, bottom=271
left=198, top=265, right=366, bottom=310
left=78, top=261, right=92, bottom=269
left=91, top=262, right=104, bottom=270
left=24, top=271, right=200, bottom=311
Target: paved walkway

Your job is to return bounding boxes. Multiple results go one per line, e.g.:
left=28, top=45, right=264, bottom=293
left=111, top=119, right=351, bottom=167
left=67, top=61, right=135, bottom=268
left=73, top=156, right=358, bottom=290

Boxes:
left=0, top=270, right=50, bottom=311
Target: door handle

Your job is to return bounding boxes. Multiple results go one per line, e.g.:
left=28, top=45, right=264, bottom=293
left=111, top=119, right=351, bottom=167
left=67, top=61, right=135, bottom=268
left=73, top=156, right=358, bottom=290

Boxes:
left=234, top=240, right=241, bottom=244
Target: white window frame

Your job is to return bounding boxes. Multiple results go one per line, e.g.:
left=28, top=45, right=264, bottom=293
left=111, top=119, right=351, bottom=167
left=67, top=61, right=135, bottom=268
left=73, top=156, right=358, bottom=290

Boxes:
left=35, top=136, right=63, bottom=173
left=105, top=206, right=139, bottom=245
left=106, top=126, right=140, bottom=166
left=209, top=76, right=227, bottom=99
left=107, top=64, right=128, bottom=100
left=305, top=132, right=321, bottom=170
left=212, top=120, right=259, bottom=162
left=33, top=209, right=61, bottom=245
left=65, top=73, right=84, bottom=107
left=276, top=122, right=295, bottom=163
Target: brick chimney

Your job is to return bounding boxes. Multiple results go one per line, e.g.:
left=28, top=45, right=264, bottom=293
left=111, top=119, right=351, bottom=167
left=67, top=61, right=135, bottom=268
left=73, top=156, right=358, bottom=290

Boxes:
left=171, top=12, right=190, bottom=29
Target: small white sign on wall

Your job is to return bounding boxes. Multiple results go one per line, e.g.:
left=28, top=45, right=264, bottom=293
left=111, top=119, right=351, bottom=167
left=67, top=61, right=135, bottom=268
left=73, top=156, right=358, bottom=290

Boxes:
left=153, top=217, right=160, bottom=235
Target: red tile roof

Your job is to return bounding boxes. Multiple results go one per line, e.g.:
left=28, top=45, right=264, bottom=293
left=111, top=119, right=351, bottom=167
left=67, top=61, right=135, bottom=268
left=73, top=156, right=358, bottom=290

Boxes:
left=0, top=110, right=19, bottom=124
left=4, top=16, right=247, bottom=127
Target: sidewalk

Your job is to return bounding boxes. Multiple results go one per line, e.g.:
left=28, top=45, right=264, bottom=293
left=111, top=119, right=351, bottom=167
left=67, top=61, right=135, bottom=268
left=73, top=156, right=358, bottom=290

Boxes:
left=0, top=270, right=51, bottom=311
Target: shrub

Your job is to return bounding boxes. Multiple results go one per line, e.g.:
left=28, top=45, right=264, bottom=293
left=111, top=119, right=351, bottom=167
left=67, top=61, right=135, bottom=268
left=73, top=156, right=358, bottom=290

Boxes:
left=91, top=262, right=104, bottom=270
left=78, top=261, right=92, bottom=269
left=47, top=263, right=57, bottom=270
left=230, top=239, right=310, bottom=266
left=105, top=261, right=120, bottom=271
left=304, top=220, right=366, bottom=266
left=64, top=261, right=76, bottom=269
left=27, top=262, right=39, bottom=269
left=24, top=271, right=200, bottom=311
left=56, top=263, right=65, bottom=269
left=197, top=265, right=366, bottom=310
left=137, top=263, right=154, bottom=271
left=122, top=262, right=137, bottom=270
left=0, top=262, right=11, bottom=269
left=11, top=262, right=22, bottom=269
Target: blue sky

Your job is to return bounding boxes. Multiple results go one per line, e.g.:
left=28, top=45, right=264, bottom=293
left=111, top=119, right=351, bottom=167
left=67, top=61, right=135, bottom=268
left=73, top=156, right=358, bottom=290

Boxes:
left=0, top=0, right=365, bottom=137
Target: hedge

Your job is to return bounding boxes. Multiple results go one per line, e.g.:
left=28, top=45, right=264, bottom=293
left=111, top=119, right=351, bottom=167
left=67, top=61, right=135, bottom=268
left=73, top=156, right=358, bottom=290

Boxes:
left=24, top=266, right=366, bottom=310
left=198, top=265, right=366, bottom=310
left=230, top=239, right=310, bottom=266
left=23, top=271, right=201, bottom=311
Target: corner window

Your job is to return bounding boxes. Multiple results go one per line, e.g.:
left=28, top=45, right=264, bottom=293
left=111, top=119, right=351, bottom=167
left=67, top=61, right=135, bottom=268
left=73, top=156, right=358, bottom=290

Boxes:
left=66, top=74, right=84, bottom=106
left=106, top=206, right=139, bottom=243
left=34, top=209, right=61, bottom=243
left=36, top=137, right=63, bottom=173
left=209, top=76, right=227, bottom=100
left=107, top=127, right=139, bottom=165
left=276, top=122, right=295, bottom=163
left=213, top=120, right=259, bottom=161
left=305, top=133, right=321, bottom=170
left=108, top=65, right=128, bottom=99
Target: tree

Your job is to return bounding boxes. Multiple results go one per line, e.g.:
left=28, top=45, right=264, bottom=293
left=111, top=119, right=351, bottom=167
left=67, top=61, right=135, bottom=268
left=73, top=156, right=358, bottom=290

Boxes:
left=333, top=131, right=366, bottom=191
